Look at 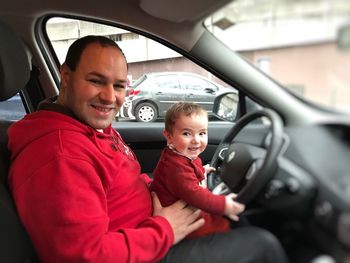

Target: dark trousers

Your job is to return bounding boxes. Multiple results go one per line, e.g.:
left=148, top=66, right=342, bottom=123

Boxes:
left=160, top=226, right=289, bottom=263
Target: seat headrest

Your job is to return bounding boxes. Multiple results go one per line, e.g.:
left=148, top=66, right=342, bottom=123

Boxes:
left=0, top=21, right=31, bottom=101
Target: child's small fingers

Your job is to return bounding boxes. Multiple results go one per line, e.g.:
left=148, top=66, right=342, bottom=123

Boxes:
left=234, top=203, right=245, bottom=214
left=229, top=214, right=239, bottom=221
left=227, top=193, right=237, bottom=199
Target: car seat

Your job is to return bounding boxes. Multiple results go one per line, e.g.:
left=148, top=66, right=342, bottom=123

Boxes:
left=0, top=20, right=39, bottom=262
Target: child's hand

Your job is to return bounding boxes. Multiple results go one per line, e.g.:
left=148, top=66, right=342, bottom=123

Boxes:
left=200, top=165, right=215, bottom=189
left=203, top=164, right=216, bottom=175
left=224, top=193, right=245, bottom=221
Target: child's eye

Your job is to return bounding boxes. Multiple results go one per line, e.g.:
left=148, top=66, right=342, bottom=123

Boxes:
left=182, top=132, right=191, bottom=136
left=199, top=131, right=207, bottom=136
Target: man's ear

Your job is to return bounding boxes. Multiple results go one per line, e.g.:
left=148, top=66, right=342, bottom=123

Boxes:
left=56, top=63, right=71, bottom=104
left=60, top=63, right=70, bottom=89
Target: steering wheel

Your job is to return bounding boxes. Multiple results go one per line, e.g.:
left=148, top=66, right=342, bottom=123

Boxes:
left=207, top=109, right=284, bottom=204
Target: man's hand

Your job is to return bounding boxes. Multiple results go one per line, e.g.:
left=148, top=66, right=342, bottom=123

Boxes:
left=152, top=192, right=205, bottom=244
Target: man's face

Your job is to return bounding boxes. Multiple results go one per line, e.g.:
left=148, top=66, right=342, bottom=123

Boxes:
left=59, top=43, right=128, bottom=129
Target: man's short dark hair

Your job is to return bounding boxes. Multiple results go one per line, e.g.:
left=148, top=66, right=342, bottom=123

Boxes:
left=64, top=35, right=126, bottom=71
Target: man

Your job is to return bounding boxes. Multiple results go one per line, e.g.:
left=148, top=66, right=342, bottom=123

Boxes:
left=8, top=36, right=288, bottom=262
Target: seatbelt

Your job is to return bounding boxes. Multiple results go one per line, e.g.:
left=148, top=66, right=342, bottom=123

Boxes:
left=21, top=64, right=45, bottom=113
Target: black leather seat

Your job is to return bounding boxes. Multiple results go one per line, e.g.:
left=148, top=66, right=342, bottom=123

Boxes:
left=0, top=20, right=39, bottom=262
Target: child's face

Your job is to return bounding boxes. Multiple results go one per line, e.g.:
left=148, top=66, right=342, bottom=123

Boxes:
left=165, top=113, right=208, bottom=159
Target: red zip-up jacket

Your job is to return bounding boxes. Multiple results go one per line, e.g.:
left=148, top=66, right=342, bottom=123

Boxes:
left=8, top=108, right=173, bottom=263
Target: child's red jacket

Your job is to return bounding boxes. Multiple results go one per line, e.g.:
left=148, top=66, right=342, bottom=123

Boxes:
left=151, top=147, right=230, bottom=238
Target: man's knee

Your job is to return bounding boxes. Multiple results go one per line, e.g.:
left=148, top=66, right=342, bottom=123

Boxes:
left=248, top=227, right=288, bottom=262
left=250, top=227, right=280, bottom=245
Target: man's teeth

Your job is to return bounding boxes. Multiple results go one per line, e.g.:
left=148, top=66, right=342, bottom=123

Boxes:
left=94, top=106, right=110, bottom=112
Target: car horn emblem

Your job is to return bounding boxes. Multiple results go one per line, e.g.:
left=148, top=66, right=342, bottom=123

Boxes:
left=227, top=151, right=236, bottom=162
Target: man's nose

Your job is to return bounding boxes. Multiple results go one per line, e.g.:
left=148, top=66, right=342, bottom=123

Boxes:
left=100, top=85, right=115, bottom=104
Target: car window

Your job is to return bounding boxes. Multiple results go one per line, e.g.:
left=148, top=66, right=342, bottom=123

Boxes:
left=180, top=75, right=211, bottom=91
left=0, top=93, right=27, bottom=121
left=153, top=75, right=181, bottom=90
left=45, top=17, right=240, bottom=123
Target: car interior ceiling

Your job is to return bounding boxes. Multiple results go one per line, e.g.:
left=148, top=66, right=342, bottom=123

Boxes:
left=0, top=20, right=39, bottom=262
left=1, top=1, right=350, bottom=262
left=139, top=0, right=230, bottom=23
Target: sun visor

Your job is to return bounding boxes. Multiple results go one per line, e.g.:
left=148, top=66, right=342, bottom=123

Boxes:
left=139, top=0, right=230, bottom=23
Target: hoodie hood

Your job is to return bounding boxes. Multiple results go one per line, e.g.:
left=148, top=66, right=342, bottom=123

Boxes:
left=8, top=110, right=101, bottom=161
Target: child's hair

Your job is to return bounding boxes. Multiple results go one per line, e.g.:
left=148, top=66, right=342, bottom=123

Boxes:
left=164, top=102, right=208, bottom=133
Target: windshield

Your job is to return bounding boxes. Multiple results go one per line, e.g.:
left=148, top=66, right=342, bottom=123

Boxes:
left=205, top=0, right=350, bottom=113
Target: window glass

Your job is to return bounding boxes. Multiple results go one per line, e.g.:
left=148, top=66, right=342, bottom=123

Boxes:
left=154, top=75, right=180, bottom=90
left=45, top=18, right=239, bottom=123
left=181, top=75, right=210, bottom=91
left=0, top=93, right=26, bottom=121
left=205, top=0, right=350, bottom=113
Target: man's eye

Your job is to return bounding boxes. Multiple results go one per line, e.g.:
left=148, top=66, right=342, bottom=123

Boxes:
left=89, top=79, right=103, bottom=85
left=114, top=84, right=126, bottom=90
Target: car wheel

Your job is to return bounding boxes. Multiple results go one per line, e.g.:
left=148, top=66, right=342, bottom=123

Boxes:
left=135, top=102, right=158, bottom=122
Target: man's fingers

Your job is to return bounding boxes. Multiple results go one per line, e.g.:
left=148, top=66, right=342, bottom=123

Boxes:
left=186, top=217, right=205, bottom=234
left=171, top=199, right=189, bottom=210
left=185, top=209, right=205, bottom=234
left=187, top=208, right=202, bottom=222
left=151, top=192, right=162, bottom=211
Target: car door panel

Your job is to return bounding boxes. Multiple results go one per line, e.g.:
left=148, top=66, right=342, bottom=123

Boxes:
left=152, top=74, right=184, bottom=116
left=114, top=121, right=269, bottom=173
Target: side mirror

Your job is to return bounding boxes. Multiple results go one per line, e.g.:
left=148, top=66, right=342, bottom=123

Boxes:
left=212, top=92, right=238, bottom=122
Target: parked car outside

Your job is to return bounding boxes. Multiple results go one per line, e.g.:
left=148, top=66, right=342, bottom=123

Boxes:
left=121, top=72, right=237, bottom=122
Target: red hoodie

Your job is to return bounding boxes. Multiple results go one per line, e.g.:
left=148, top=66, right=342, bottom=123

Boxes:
left=8, top=109, right=173, bottom=263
